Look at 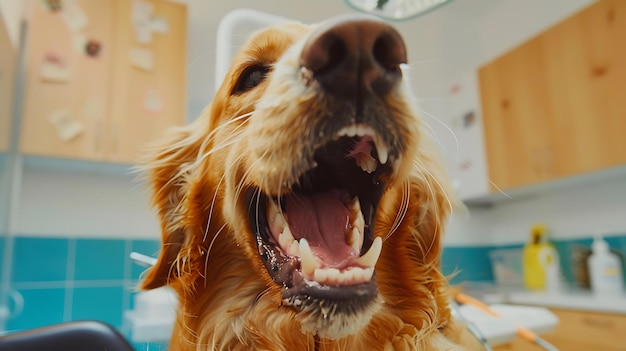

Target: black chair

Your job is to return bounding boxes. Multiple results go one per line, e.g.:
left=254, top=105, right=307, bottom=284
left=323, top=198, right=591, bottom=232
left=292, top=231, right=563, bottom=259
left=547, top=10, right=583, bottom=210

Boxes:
left=0, top=320, right=135, bottom=351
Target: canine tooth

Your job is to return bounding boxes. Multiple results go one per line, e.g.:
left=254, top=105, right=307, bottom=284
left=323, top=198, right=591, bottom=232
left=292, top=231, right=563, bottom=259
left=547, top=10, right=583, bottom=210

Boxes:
left=376, top=142, right=389, bottom=165
left=356, top=237, right=382, bottom=268
left=299, top=239, right=317, bottom=277
left=348, top=227, right=363, bottom=252
left=279, top=225, right=295, bottom=250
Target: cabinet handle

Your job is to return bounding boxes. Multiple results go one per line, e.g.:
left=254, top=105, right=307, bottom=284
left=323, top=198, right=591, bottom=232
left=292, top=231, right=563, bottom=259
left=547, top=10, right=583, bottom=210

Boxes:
left=582, top=317, right=614, bottom=329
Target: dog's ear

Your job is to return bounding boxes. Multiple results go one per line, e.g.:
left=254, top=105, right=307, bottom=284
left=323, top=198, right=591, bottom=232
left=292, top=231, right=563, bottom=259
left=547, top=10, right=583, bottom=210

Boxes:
left=139, top=113, right=209, bottom=289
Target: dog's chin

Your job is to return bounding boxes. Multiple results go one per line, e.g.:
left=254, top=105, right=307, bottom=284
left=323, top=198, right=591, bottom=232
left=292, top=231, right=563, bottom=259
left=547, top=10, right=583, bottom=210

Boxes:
left=244, top=127, right=397, bottom=339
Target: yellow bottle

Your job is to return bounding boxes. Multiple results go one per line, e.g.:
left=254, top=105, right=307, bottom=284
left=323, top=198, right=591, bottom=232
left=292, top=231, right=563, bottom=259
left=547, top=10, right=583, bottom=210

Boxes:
left=522, top=225, right=554, bottom=290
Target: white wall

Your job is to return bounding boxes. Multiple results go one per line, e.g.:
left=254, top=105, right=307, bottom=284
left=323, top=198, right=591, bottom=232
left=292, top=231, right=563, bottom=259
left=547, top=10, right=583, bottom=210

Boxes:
left=13, top=167, right=159, bottom=239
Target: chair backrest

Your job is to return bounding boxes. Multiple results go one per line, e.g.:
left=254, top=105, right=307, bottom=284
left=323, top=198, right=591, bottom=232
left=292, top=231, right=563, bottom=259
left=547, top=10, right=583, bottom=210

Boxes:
left=0, top=320, right=134, bottom=351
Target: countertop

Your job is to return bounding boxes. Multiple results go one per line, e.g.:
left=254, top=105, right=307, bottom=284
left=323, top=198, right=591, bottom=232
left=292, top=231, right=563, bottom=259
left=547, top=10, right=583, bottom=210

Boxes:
left=463, top=283, right=626, bottom=315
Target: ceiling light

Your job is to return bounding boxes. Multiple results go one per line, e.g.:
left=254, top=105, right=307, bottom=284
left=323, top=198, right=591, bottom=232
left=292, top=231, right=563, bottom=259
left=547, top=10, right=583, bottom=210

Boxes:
left=345, top=0, right=452, bottom=21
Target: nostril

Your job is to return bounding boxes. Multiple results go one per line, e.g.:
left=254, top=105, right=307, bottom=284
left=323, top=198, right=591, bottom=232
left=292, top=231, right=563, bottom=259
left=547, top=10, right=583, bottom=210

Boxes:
left=319, top=35, right=347, bottom=75
left=372, top=32, right=407, bottom=73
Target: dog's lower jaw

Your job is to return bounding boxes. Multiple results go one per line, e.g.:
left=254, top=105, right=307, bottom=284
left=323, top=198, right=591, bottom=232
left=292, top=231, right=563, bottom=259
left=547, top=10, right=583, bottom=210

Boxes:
left=295, top=295, right=383, bottom=340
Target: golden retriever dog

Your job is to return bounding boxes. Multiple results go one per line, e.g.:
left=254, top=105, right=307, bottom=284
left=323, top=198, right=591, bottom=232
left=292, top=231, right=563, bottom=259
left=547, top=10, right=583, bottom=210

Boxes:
left=141, top=15, right=485, bottom=351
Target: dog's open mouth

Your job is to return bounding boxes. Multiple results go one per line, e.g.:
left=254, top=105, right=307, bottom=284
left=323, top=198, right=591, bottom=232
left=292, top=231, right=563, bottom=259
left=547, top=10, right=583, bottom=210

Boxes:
left=247, top=124, right=394, bottom=315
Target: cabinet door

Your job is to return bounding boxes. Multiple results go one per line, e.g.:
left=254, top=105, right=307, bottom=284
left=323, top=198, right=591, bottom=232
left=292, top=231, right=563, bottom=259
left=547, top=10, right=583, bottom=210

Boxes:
left=541, top=0, right=626, bottom=177
left=20, top=0, right=115, bottom=160
left=106, top=0, right=187, bottom=164
left=543, top=308, right=626, bottom=350
left=478, top=38, right=555, bottom=191
left=0, top=13, right=17, bottom=152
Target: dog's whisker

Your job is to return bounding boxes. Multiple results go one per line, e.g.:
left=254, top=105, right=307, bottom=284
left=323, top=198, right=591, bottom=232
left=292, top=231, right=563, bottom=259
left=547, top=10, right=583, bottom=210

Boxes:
left=203, top=223, right=227, bottom=288
left=203, top=174, right=226, bottom=242
left=384, top=180, right=411, bottom=242
left=415, top=106, right=460, bottom=163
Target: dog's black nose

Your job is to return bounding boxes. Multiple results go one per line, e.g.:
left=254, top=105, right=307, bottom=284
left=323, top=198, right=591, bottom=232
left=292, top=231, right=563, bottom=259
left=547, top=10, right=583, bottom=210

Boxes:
left=300, top=18, right=407, bottom=99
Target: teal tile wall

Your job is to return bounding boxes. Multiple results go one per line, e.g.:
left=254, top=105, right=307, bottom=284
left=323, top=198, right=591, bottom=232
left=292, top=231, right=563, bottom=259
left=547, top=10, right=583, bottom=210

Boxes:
left=11, top=237, right=68, bottom=283
left=74, top=239, right=127, bottom=281
left=8, top=288, right=65, bottom=330
left=440, top=246, right=494, bottom=284
left=441, top=233, right=626, bottom=286
left=0, top=236, right=4, bottom=263
left=4, top=235, right=160, bottom=345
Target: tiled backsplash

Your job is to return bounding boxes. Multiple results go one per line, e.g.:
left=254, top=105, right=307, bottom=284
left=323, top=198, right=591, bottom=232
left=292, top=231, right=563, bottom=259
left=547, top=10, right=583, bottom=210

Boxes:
left=441, top=233, right=626, bottom=285
left=1, top=235, right=162, bottom=350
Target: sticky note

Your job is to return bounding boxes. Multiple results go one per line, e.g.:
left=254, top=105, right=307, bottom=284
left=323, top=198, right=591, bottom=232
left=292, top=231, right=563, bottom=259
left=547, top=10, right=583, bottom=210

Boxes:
left=61, top=0, right=88, bottom=32
left=47, top=109, right=84, bottom=141
left=40, top=53, right=70, bottom=83
left=149, top=17, right=169, bottom=34
left=129, top=47, right=154, bottom=71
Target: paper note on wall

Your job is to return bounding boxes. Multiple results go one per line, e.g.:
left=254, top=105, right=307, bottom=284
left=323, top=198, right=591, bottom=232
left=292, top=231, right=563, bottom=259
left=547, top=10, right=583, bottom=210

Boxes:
left=47, top=109, right=84, bottom=141
left=149, top=17, right=169, bottom=34
left=129, top=47, right=154, bottom=71
left=40, top=52, right=70, bottom=83
left=61, top=0, right=88, bottom=32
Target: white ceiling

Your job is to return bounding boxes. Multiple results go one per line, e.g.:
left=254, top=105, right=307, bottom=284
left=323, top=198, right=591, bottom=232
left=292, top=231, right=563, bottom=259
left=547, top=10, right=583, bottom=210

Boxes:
left=180, top=0, right=504, bottom=117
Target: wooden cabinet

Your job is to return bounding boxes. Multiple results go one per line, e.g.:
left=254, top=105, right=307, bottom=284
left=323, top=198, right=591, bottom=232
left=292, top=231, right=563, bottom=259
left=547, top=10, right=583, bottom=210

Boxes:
left=107, top=0, right=186, bottom=163
left=0, top=13, right=18, bottom=152
left=494, top=308, right=626, bottom=351
left=479, top=0, right=626, bottom=191
left=19, top=0, right=186, bottom=163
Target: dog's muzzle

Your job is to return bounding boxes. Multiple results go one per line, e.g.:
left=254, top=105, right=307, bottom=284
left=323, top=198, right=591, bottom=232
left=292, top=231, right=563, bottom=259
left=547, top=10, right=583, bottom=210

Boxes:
left=246, top=18, right=409, bottom=338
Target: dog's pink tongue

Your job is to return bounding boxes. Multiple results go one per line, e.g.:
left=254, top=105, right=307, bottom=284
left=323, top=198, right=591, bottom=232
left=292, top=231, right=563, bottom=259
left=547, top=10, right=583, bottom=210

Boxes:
left=285, top=190, right=356, bottom=268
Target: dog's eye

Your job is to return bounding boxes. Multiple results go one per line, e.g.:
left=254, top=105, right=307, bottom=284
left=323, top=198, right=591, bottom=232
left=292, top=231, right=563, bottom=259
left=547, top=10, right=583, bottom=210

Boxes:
left=233, top=65, right=270, bottom=94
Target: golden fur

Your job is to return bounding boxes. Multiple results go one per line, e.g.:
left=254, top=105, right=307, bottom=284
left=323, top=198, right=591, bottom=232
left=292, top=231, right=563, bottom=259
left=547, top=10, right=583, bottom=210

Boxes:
left=140, top=18, right=485, bottom=351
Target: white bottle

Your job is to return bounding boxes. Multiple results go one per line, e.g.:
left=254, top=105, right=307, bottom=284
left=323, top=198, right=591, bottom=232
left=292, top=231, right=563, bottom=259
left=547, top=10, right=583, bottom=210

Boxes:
left=587, top=237, right=624, bottom=295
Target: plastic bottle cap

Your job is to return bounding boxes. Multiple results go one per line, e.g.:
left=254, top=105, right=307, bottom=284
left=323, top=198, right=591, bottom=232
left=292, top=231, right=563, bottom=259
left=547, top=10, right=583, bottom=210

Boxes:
left=592, top=237, right=609, bottom=253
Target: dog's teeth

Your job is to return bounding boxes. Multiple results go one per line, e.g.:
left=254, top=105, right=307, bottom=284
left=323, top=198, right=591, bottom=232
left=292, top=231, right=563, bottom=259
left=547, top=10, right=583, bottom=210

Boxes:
left=314, top=268, right=328, bottom=282
left=356, top=237, right=382, bottom=268
left=349, top=196, right=361, bottom=214
left=327, top=268, right=341, bottom=283
left=311, top=267, right=375, bottom=285
left=288, top=240, right=300, bottom=256
left=376, top=142, right=389, bottom=165
left=274, top=213, right=286, bottom=233
left=356, top=155, right=377, bottom=173
left=267, top=200, right=285, bottom=234
left=299, top=238, right=318, bottom=277
left=279, top=225, right=295, bottom=251
left=348, top=227, right=363, bottom=253
left=354, top=211, right=365, bottom=235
